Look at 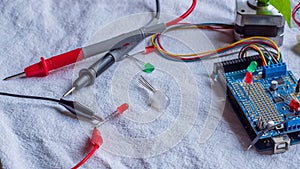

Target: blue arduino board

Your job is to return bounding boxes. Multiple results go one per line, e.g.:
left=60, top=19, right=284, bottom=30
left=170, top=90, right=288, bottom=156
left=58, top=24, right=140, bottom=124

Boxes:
left=214, top=55, right=300, bottom=153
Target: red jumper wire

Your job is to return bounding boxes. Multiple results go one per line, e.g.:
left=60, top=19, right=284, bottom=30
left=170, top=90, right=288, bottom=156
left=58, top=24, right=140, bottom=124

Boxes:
left=72, top=103, right=129, bottom=169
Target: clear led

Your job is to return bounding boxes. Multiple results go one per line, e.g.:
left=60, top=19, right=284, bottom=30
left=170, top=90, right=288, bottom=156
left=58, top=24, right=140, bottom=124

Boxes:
left=139, top=76, right=169, bottom=111
left=150, top=90, right=170, bottom=111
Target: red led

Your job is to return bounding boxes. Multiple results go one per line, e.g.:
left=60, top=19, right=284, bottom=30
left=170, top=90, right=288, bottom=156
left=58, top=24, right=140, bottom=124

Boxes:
left=289, top=99, right=300, bottom=112
left=117, top=103, right=129, bottom=114
left=245, top=72, right=253, bottom=84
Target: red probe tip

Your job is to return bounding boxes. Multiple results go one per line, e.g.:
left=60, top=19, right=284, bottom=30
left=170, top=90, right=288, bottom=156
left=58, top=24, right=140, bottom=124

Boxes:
left=117, top=103, right=129, bottom=114
left=90, top=128, right=103, bottom=147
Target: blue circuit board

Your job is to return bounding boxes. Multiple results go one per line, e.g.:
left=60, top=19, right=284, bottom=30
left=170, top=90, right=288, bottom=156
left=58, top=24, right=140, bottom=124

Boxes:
left=214, top=55, right=300, bottom=153
left=226, top=68, right=300, bottom=139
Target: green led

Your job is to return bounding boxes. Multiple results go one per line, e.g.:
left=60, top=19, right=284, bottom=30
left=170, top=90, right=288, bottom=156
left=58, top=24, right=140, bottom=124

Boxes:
left=143, top=63, right=155, bottom=73
left=247, top=61, right=258, bottom=73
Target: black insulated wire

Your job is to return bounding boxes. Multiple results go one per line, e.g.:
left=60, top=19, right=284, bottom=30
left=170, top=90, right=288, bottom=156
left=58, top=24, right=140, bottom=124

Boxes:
left=238, top=44, right=279, bottom=64
left=0, top=92, right=60, bottom=103
left=155, top=0, right=160, bottom=20
left=0, top=91, right=103, bottom=122
left=144, top=0, right=161, bottom=27
left=255, top=44, right=278, bottom=64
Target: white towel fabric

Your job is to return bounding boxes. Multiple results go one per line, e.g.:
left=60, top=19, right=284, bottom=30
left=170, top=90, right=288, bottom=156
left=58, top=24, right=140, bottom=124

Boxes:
left=1, top=0, right=300, bottom=168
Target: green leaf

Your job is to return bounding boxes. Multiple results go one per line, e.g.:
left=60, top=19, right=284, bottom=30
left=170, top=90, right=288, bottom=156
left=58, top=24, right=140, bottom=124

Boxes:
left=269, top=0, right=291, bottom=27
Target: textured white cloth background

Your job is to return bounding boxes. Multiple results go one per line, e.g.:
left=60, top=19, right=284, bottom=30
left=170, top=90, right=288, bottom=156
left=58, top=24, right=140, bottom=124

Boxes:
left=1, top=0, right=300, bottom=168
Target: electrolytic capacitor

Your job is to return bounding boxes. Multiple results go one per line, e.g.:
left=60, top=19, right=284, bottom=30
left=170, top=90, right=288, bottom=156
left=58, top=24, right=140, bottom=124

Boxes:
left=270, top=80, right=278, bottom=91
left=267, top=120, right=275, bottom=129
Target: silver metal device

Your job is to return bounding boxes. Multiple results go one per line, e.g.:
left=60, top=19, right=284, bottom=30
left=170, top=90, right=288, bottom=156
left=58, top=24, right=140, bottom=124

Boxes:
left=234, top=0, right=285, bottom=46
left=272, top=135, right=290, bottom=154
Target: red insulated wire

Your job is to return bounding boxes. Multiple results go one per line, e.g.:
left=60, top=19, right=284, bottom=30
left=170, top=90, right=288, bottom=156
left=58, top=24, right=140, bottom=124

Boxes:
left=239, top=46, right=258, bottom=58
left=292, top=2, right=300, bottom=27
left=155, top=33, right=213, bottom=61
left=157, top=31, right=276, bottom=53
left=72, top=128, right=103, bottom=169
left=166, top=0, right=197, bottom=27
left=72, top=145, right=100, bottom=169
left=156, top=33, right=164, bottom=51
left=71, top=103, right=128, bottom=169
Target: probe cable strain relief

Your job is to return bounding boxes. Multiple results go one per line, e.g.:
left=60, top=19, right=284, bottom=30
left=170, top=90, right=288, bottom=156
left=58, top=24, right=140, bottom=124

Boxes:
left=90, top=128, right=103, bottom=147
left=24, top=57, right=49, bottom=77
left=24, top=48, right=84, bottom=78
left=40, top=57, right=49, bottom=76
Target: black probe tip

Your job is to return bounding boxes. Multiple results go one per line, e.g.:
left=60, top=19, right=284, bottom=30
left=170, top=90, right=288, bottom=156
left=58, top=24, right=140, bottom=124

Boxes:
left=3, top=72, right=25, bottom=81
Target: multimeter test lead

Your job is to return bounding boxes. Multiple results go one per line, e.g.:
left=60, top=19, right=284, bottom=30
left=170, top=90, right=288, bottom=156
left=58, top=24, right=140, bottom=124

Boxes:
left=4, top=0, right=197, bottom=97
left=62, top=23, right=168, bottom=97
left=62, top=42, right=139, bottom=97
left=2, top=0, right=162, bottom=80
left=0, top=91, right=103, bottom=122
left=72, top=128, right=103, bottom=169
left=0, top=90, right=129, bottom=169
left=0, top=90, right=129, bottom=168
left=72, top=103, right=129, bottom=169
left=3, top=23, right=167, bottom=81
left=59, top=99, right=104, bottom=122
